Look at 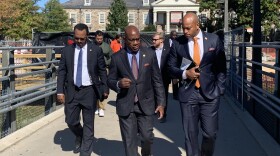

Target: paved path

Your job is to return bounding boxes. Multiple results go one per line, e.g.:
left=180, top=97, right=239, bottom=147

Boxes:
left=1, top=89, right=280, bottom=156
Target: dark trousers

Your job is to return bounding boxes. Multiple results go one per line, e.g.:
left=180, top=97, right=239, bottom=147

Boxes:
left=64, top=86, right=97, bottom=156
left=163, top=83, right=169, bottom=118
left=119, top=103, right=154, bottom=156
left=172, top=81, right=179, bottom=100
left=180, top=89, right=220, bottom=156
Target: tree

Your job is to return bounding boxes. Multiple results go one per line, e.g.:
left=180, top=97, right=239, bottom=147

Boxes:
left=199, top=0, right=280, bottom=34
left=142, top=24, right=156, bottom=32
left=106, top=0, right=128, bottom=31
left=0, top=0, right=43, bottom=40
left=42, top=0, right=71, bottom=32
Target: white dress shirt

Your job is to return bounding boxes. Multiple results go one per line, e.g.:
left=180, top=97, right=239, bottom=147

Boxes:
left=74, top=44, right=92, bottom=86
left=155, top=46, right=163, bottom=69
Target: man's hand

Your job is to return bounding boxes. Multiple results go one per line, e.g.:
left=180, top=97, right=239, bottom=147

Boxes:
left=172, top=79, right=179, bottom=84
left=57, top=94, right=65, bottom=104
left=155, top=105, right=165, bottom=119
left=118, top=78, right=132, bottom=88
left=103, top=93, right=109, bottom=99
left=186, top=66, right=200, bottom=81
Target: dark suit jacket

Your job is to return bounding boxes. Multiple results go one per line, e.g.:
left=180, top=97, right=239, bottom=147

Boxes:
left=150, top=44, right=171, bottom=87
left=57, top=43, right=109, bottom=103
left=107, top=47, right=166, bottom=116
left=168, top=32, right=226, bottom=102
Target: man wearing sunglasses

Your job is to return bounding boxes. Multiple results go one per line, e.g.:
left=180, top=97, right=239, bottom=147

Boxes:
left=57, top=23, right=109, bottom=156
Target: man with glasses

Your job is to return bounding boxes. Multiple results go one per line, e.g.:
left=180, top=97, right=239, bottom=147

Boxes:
left=57, top=23, right=109, bottom=156
left=107, top=25, right=165, bottom=156
left=150, top=32, right=171, bottom=123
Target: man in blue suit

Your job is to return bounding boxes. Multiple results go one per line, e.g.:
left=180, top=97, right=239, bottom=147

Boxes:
left=57, top=23, right=109, bottom=156
left=168, top=13, right=226, bottom=156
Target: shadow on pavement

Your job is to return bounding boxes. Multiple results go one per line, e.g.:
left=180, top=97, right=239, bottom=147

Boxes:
left=53, top=128, right=75, bottom=151
left=92, top=138, right=125, bottom=156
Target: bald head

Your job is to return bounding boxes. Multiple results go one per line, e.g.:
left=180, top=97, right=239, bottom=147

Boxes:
left=182, top=12, right=200, bottom=38
left=124, top=25, right=140, bottom=38
left=124, top=25, right=141, bottom=53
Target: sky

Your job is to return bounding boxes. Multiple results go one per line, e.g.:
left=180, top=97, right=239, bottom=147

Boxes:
left=36, top=0, right=69, bottom=9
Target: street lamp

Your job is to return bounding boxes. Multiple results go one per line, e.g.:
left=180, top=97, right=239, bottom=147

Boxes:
left=199, top=14, right=208, bottom=32
left=229, top=9, right=237, bottom=29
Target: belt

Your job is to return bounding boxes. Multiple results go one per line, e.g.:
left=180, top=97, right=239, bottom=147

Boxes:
left=75, top=85, right=92, bottom=90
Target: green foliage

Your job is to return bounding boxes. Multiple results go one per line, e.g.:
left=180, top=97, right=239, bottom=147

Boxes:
left=199, top=0, right=280, bottom=34
left=0, top=0, right=43, bottom=40
left=42, top=0, right=71, bottom=32
left=106, top=0, right=129, bottom=31
left=142, top=24, right=156, bottom=32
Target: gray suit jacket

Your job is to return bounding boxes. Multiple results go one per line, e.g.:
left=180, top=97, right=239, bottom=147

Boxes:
left=107, top=47, right=166, bottom=116
left=57, top=43, right=109, bottom=103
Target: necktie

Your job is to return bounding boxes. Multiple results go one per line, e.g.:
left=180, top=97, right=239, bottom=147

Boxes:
left=193, top=37, right=200, bottom=88
left=76, top=48, right=83, bottom=87
left=131, top=54, right=138, bottom=102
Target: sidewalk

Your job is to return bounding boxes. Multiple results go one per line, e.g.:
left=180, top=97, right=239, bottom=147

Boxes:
left=0, top=90, right=280, bottom=156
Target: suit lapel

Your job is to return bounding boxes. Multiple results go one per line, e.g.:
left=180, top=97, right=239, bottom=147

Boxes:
left=70, top=44, right=75, bottom=77
left=87, top=43, right=93, bottom=71
left=120, top=49, right=134, bottom=78
left=200, top=33, right=209, bottom=66
left=138, top=48, right=144, bottom=80
left=183, top=39, right=193, bottom=61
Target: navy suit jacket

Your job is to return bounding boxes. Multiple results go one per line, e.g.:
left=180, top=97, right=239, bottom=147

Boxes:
left=168, top=32, right=226, bottom=102
left=107, top=47, right=166, bottom=116
left=57, top=43, right=109, bottom=103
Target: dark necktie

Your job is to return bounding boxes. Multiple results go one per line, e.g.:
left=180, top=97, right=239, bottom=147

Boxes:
left=76, top=48, right=83, bottom=87
left=193, top=37, right=200, bottom=88
left=131, top=54, right=138, bottom=102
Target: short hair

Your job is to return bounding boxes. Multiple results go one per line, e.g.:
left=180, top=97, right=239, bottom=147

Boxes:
left=74, top=23, right=89, bottom=34
left=95, top=30, right=103, bottom=36
left=115, top=34, right=121, bottom=39
left=170, top=30, right=177, bottom=36
left=153, top=32, right=165, bottom=40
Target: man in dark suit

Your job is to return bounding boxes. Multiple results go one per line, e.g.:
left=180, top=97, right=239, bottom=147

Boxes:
left=164, top=30, right=179, bottom=100
left=168, top=13, right=226, bottom=156
left=150, top=32, right=171, bottom=123
left=107, top=25, right=165, bottom=156
left=57, top=23, right=109, bottom=156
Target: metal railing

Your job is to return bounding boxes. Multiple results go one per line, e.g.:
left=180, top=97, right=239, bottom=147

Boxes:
left=225, top=27, right=280, bottom=143
left=0, top=46, right=62, bottom=138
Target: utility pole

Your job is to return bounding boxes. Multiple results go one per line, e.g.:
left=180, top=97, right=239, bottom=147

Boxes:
left=224, top=0, right=229, bottom=32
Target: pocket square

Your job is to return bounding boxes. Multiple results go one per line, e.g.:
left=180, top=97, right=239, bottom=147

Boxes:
left=208, top=48, right=215, bottom=51
left=144, top=63, right=150, bottom=67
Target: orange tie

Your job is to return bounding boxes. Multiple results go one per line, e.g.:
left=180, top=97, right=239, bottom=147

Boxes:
left=193, top=37, right=200, bottom=88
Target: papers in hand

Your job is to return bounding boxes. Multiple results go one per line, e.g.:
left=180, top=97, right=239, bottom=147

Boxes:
left=180, top=57, right=192, bottom=70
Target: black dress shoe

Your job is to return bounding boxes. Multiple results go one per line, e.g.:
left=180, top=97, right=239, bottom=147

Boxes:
left=73, top=136, right=82, bottom=153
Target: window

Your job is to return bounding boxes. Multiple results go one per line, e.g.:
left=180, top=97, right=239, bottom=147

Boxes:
left=143, top=0, right=149, bottom=5
left=99, top=13, right=105, bottom=24
left=70, top=13, right=77, bottom=24
left=85, top=13, right=91, bottom=24
left=84, top=0, right=91, bottom=6
left=143, top=13, right=149, bottom=25
left=128, top=13, right=135, bottom=24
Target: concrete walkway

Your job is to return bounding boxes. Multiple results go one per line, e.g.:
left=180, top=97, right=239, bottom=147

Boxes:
left=0, top=90, right=280, bottom=156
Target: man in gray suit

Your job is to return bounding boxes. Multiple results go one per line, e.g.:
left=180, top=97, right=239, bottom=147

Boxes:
left=168, top=13, right=226, bottom=156
left=107, top=25, right=165, bottom=156
left=57, top=23, right=109, bottom=156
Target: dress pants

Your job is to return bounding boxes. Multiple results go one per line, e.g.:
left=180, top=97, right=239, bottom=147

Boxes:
left=64, top=86, right=97, bottom=156
left=118, top=102, right=154, bottom=156
left=180, top=89, right=220, bottom=156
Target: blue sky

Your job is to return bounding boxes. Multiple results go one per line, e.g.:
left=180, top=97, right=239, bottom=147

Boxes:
left=36, top=0, right=69, bottom=9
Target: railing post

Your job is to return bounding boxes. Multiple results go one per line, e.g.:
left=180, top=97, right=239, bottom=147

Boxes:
left=1, top=49, right=16, bottom=135
left=274, top=48, right=280, bottom=97
left=44, top=47, right=56, bottom=114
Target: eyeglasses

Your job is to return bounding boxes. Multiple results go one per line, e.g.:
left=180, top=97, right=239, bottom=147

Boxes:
left=127, top=38, right=140, bottom=42
left=74, top=37, right=87, bottom=41
left=152, top=38, right=161, bottom=41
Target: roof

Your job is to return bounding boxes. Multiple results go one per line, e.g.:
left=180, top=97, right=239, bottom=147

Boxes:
left=62, top=0, right=156, bottom=9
